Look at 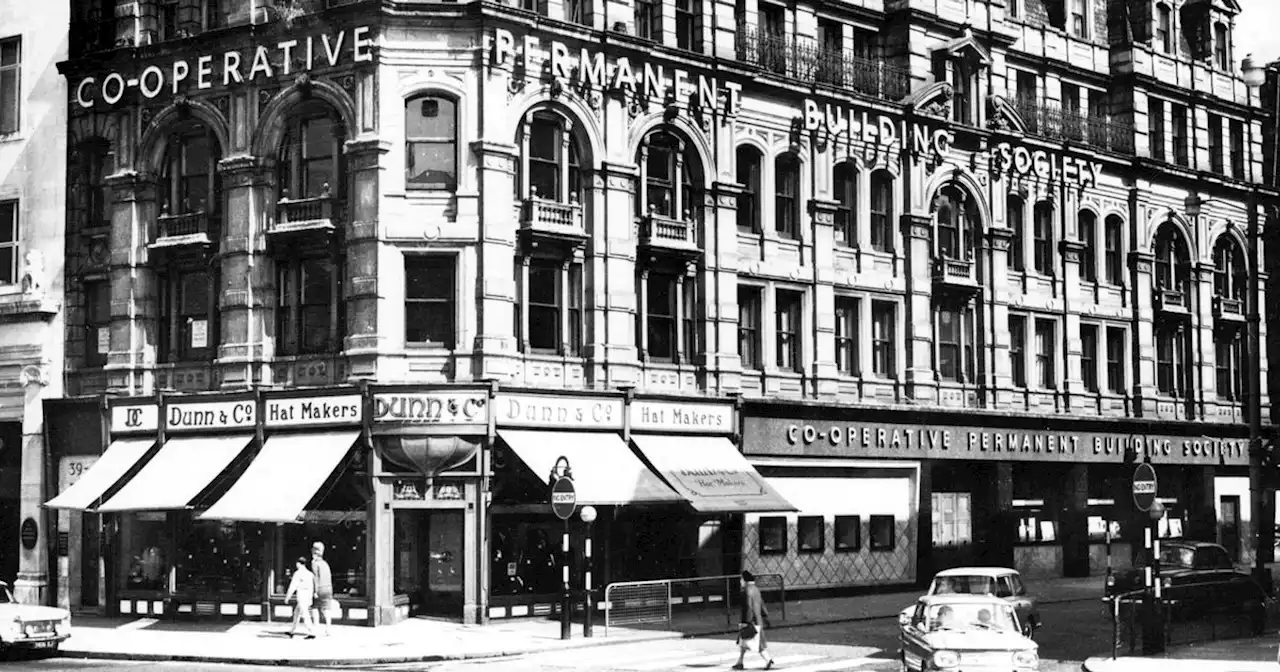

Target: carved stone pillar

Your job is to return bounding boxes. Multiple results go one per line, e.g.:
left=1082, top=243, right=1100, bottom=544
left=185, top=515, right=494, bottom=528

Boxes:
left=216, top=156, right=274, bottom=389
left=1060, top=238, right=1086, bottom=412
left=1129, top=251, right=1157, bottom=416
left=987, top=227, right=1015, bottom=405
left=902, top=213, right=935, bottom=401
left=708, top=181, right=744, bottom=394
left=596, top=161, right=640, bottom=388
left=104, top=171, right=158, bottom=395
left=1193, top=261, right=1217, bottom=418
left=470, top=140, right=519, bottom=381
left=810, top=198, right=840, bottom=397
left=342, top=138, right=390, bottom=380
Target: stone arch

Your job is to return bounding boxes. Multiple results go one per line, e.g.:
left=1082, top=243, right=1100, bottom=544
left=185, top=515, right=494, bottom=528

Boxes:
left=923, top=166, right=992, bottom=232
left=1148, top=211, right=1196, bottom=259
left=627, top=113, right=715, bottom=190
left=506, top=89, right=604, bottom=169
left=1207, top=220, right=1248, bottom=265
left=137, top=98, right=231, bottom=176
left=252, top=77, right=359, bottom=159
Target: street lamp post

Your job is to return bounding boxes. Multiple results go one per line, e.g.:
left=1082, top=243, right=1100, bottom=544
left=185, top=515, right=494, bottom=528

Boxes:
left=1241, top=54, right=1271, bottom=592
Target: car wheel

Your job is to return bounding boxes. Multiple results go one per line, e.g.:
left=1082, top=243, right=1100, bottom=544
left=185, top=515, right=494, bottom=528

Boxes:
left=1022, top=621, right=1035, bottom=639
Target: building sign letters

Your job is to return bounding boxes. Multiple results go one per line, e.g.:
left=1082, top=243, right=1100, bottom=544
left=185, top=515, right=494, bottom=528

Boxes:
left=495, top=393, right=623, bottom=430
left=989, top=141, right=1103, bottom=188
left=372, top=392, right=488, bottom=425
left=111, top=404, right=159, bottom=434
left=75, top=25, right=374, bottom=108
left=166, top=399, right=256, bottom=431
left=265, top=395, right=361, bottom=428
left=803, top=99, right=954, bottom=159
left=630, top=400, right=733, bottom=434
left=743, top=417, right=1248, bottom=466
left=490, top=28, right=740, bottom=115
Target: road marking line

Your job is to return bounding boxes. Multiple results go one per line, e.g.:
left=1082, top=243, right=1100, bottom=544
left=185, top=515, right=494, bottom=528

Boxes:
left=775, top=657, right=883, bottom=672
left=629, top=651, right=740, bottom=670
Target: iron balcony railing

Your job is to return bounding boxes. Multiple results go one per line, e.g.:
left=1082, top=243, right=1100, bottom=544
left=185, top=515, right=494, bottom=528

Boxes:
left=1010, top=99, right=1137, bottom=155
left=735, top=24, right=911, bottom=101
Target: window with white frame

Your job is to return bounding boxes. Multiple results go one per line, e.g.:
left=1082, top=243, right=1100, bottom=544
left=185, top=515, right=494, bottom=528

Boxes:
left=833, top=161, right=856, bottom=246
left=1157, top=3, right=1173, bottom=54
left=869, top=170, right=894, bottom=253
left=1081, top=323, right=1099, bottom=393
left=1216, top=331, right=1244, bottom=401
left=675, top=0, right=701, bottom=51
left=406, top=95, right=458, bottom=192
left=1034, top=318, right=1056, bottom=389
left=0, top=200, right=16, bottom=285
left=1009, top=314, right=1027, bottom=387
left=1008, top=194, right=1025, bottom=271
left=872, top=301, right=896, bottom=378
left=775, top=153, right=800, bottom=239
left=1078, top=210, right=1097, bottom=282
left=637, top=130, right=702, bottom=222
left=0, top=38, right=17, bottom=135
left=736, top=146, right=761, bottom=233
left=739, top=286, right=762, bottom=370
left=519, top=112, right=583, bottom=205
left=516, top=257, right=584, bottom=356
left=936, top=301, right=975, bottom=383
left=835, top=296, right=858, bottom=376
left=405, top=255, right=456, bottom=349
left=1032, top=201, right=1054, bottom=275
left=932, top=492, right=972, bottom=547
left=1104, top=215, right=1124, bottom=285
left=775, top=289, right=803, bottom=372
left=639, top=269, right=696, bottom=363
left=1106, top=326, right=1126, bottom=394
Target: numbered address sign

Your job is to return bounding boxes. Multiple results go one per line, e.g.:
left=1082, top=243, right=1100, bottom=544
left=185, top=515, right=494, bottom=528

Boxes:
left=60, top=456, right=98, bottom=492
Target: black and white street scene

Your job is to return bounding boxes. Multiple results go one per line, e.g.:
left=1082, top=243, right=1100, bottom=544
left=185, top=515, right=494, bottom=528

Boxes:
left=2, top=0, right=1280, bottom=671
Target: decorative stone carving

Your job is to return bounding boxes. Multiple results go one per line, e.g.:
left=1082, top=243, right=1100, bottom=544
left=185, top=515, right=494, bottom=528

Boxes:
left=1059, top=239, right=1086, bottom=264
left=20, top=364, right=50, bottom=388
left=258, top=88, right=278, bottom=116
left=1129, top=251, right=1154, bottom=275
left=20, top=250, right=45, bottom=296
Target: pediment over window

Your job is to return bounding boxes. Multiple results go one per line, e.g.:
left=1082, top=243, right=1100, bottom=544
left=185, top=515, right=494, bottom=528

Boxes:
left=906, top=81, right=954, bottom=120
left=986, top=95, right=1028, bottom=133
left=931, top=28, right=992, bottom=67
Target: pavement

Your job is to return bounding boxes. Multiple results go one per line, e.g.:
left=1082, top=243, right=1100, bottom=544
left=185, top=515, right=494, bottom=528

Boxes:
left=53, top=575, right=1108, bottom=666
left=1082, top=634, right=1280, bottom=672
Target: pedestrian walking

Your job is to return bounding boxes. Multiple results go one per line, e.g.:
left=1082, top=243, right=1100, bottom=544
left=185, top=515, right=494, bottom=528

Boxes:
left=283, top=556, right=317, bottom=639
left=734, top=570, right=774, bottom=670
left=311, top=541, right=334, bottom=636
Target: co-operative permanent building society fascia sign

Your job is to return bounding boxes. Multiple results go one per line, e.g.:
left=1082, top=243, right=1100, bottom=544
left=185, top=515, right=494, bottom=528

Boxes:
left=73, top=25, right=375, bottom=107
left=742, top=417, right=1248, bottom=466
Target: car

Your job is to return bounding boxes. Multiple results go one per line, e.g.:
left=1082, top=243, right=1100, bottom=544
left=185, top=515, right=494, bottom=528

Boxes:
left=1105, top=539, right=1268, bottom=628
left=0, top=581, right=71, bottom=656
left=898, top=594, right=1039, bottom=672
left=899, top=567, right=1041, bottom=638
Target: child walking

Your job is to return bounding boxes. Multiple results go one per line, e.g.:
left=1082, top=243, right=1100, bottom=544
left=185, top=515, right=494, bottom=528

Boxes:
left=284, top=556, right=318, bottom=639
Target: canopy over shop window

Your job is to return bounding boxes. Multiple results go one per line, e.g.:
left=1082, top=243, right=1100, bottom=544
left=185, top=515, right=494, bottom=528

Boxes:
left=630, top=435, right=796, bottom=513
left=497, top=430, right=682, bottom=505
left=199, top=430, right=359, bottom=523
left=44, top=438, right=155, bottom=510
left=96, top=434, right=254, bottom=512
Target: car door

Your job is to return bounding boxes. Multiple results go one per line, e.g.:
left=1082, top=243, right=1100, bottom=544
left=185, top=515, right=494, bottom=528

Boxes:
left=1001, top=574, right=1037, bottom=629
left=900, top=603, right=931, bottom=671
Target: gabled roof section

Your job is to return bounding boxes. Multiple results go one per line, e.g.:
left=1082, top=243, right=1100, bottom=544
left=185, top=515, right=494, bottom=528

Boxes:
left=932, top=27, right=992, bottom=66
left=1180, top=0, right=1241, bottom=14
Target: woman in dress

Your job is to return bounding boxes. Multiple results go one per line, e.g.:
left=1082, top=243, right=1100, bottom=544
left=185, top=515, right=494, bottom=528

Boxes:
left=284, top=556, right=317, bottom=639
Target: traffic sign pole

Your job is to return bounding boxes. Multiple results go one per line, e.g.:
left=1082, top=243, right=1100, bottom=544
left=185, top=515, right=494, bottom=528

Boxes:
left=549, top=457, right=577, bottom=641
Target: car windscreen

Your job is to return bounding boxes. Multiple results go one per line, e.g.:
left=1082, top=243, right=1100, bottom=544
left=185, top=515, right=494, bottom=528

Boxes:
left=931, top=575, right=997, bottom=596
left=1157, top=546, right=1195, bottom=568
left=926, top=603, right=1018, bottom=632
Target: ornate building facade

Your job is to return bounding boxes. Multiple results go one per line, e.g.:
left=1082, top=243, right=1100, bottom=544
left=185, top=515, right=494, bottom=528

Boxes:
left=41, top=0, right=1274, bottom=625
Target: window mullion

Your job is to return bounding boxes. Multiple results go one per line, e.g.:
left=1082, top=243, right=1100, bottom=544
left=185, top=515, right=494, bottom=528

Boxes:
left=559, top=125, right=571, bottom=203
left=520, top=256, right=531, bottom=353
left=639, top=268, right=650, bottom=360
left=560, top=259, right=570, bottom=355
left=521, top=115, right=533, bottom=198
left=673, top=139, right=684, bottom=218
left=675, top=275, right=685, bottom=364
left=638, top=143, right=650, bottom=214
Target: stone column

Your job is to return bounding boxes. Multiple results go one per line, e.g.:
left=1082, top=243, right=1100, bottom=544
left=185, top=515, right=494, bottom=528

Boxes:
left=987, top=227, right=1015, bottom=406
left=1061, top=464, right=1090, bottom=577
left=709, top=181, right=744, bottom=393
left=810, top=198, right=840, bottom=397
left=14, top=367, right=52, bottom=605
left=470, top=140, right=519, bottom=381
left=365, top=440, right=396, bottom=625
left=1060, top=239, right=1086, bottom=412
left=216, top=156, right=274, bottom=389
left=343, top=138, right=390, bottom=380
left=902, top=213, right=935, bottom=402
left=104, top=171, right=158, bottom=395
left=916, top=461, right=934, bottom=586
left=1129, top=251, right=1157, bottom=416
left=597, top=161, right=640, bottom=388
left=1193, top=261, right=1217, bottom=418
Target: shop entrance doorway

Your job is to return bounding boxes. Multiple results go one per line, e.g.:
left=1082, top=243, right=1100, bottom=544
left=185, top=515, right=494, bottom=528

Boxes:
left=394, top=510, right=465, bottom=617
left=1219, top=495, right=1241, bottom=562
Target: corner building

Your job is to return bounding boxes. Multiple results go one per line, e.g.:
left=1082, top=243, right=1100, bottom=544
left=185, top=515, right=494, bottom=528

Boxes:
left=45, top=0, right=1273, bottom=625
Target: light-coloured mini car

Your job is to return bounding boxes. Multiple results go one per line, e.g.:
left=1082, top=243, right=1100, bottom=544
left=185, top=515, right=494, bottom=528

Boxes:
left=0, top=581, right=70, bottom=655
left=898, top=594, right=1039, bottom=672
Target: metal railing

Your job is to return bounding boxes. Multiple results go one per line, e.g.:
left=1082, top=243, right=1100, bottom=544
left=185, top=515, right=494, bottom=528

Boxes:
left=1010, top=99, right=1136, bottom=155
left=735, top=25, right=910, bottom=101
left=1104, top=587, right=1274, bottom=658
left=603, top=573, right=786, bottom=636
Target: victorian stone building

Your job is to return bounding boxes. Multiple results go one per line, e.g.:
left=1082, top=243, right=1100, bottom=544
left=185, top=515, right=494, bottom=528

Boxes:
left=38, top=0, right=1273, bottom=625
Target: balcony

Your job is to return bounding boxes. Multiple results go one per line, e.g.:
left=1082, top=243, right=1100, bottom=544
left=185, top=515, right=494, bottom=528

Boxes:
left=1154, top=288, right=1191, bottom=317
left=151, top=211, right=214, bottom=248
left=1213, top=295, right=1246, bottom=323
left=735, top=24, right=910, bottom=101
left=932, top=257, right=979, bottom=292
left=639, top=210, right=700, bottom=257
left=272, top=196, right=336, bottom=236
left=1010, top=99, right=1136, bottom=155
left=519, top=197, right=586, bottom=247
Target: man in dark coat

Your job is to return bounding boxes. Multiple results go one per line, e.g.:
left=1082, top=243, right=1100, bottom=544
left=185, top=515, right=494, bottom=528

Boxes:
left=734, top=570, right=774, bottom=670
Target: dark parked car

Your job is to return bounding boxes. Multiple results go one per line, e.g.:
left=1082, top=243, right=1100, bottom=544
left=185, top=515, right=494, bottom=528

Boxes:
left=1106, top=540, right=1269, bottom=627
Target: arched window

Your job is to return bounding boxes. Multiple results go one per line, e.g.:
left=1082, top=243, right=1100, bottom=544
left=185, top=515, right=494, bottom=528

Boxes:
left=636, top=129, right=702, bottom=223
left=518, top=111, right=582, bottom=204
left=1214, top=22, right=1229, bottom=70
left=1007, top=194, right=1025, bottom=271
left=159, top=125, right=219, bottom=218
left=1157, top=3, right=1173, bottom=54
left=735, top=145, right=762, bottom=233
left=1213, top=235, right=1247, bottom=301
left=775, top=153, right=801, bottom=239
left=1103, top=215, right=1124, bottom=285
left=934, top=185, right=974, bottom=261
left=1078, top=210, right=1097, bottom=282
left=405, top=94, right=458, bottom=192
left=278, top=106, right=346, bottom=202
left=1032, top=201, right=1054, bottom=275
left=833, top=162, right=856, bottom=246
left=869, top=170, right=894, bottom=253
left=1153, top=222, right=1191, bottom=294
left=69, top=139, right=114, bottom=231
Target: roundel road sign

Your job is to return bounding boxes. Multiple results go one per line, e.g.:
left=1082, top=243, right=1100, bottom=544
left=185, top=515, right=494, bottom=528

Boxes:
left=1132, top=462, right=1157, bottom=512
left=551, top=476, right=577, bottom=521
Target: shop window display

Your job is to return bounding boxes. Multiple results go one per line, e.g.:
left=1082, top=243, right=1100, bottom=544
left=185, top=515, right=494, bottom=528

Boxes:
left=274, top=515, right=367, bottom=597
left=487, top=515, right=567, bottom=596
left=119, top=512, right=172, bottom=592
left=175, top=518, right=266, bottom=595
